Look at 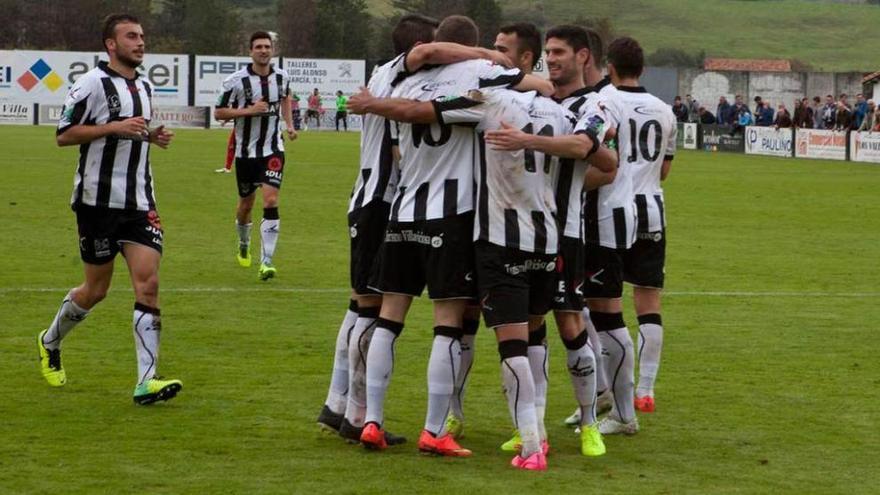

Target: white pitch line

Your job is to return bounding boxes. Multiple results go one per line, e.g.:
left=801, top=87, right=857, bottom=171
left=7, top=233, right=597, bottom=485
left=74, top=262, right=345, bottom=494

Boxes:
left=1, top=287, right=879, bottom=297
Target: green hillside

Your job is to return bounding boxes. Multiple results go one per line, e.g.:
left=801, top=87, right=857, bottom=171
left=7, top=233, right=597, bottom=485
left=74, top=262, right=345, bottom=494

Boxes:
left=366, top=0, right=879, bottom=72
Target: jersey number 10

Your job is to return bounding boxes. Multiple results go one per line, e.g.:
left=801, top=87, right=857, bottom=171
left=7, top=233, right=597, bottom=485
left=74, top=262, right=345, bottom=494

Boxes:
left=627, top=119, right=662, bottom=163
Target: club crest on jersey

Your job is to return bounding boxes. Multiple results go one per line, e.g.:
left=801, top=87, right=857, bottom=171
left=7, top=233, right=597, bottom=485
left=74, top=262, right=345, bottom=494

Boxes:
left=350, top=225, right=358, bottom=238
left=108, top=94, right=121, bottom=115
left=244, top=88, right=254, bottom=102
left=431, top=235, right=443, bottom=248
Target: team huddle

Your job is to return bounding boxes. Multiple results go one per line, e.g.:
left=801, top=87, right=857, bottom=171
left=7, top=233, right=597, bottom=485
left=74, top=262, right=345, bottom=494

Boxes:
left=35, top=12, right=674, bottom=473
left=316, top=15, right=676, bottom=471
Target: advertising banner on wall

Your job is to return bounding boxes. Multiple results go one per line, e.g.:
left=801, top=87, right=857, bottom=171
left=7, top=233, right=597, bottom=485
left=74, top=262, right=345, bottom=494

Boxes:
left=283, top=57, right=365, bottom=105
left=153, top=106, right=209, bottom=129
left=745, top=126, right=794, bottom=157
left=850, top=131, right=880, bottom=164
left=38, top=104, right=64, bottom=125
left=193, top=55, right=283, bottom=107
left=700, top=124, right=744, bottom=153
left=794, top=129, right=846, bottom=160
left=0, top=50, right=188, bottom=105
left=680, top=123, right=698, bottom=150
left=0, top=101, right=33, bottom=124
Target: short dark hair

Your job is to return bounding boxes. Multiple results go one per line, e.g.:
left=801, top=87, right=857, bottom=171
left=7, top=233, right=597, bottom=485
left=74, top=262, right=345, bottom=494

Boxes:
left=839, top=93, right=847, bottom=98
left=499, top=23, right=542, bottom=69
left=250, top=31, right=273, bottom=49
left=392, top=14, right=439, bottom=54
left=102, top=14, right=140, bottom=52
left=813, top=96, right=821, bottom=102
left=545, top=25, right=590, bottom=54
left=435, top=15, right=479, bottom=47
left=674, top=95, right=681, bottom=101
left=606, top=36, right=644, bottom=79
left=584, top=28, right=604, bottom=69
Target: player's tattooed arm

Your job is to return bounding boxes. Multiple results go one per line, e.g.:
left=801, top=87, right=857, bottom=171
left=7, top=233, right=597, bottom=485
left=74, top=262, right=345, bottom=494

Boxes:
left=347, top=87, right=436, bottom=124
left=405, top=42, right=514, bottom=72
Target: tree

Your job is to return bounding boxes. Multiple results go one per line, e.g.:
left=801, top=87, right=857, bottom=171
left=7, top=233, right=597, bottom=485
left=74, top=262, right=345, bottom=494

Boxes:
left=278, top=0, right=317, bottom=57
left=181, top=0, right=242, bottom=54
left=314, top=0, right=373, bottom=59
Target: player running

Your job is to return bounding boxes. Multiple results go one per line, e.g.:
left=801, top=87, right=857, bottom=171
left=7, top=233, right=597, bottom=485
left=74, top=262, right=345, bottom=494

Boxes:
left=215, top=31, right=297, bottom=281
left=37, top=14, right=181, bottom=404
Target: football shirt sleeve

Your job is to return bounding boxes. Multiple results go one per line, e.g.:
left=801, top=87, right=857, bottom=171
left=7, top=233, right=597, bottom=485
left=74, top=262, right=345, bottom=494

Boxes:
left=57, top=75, right=94, bottom=135
left=476, top=60, right=524, bottom=90
left=432, top=95, right=485, bottom=127
left=215, top=74, right=238, bottom=109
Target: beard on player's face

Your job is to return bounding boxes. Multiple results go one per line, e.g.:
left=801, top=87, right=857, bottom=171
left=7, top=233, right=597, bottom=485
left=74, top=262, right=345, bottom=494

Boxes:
left=117, top=51, right=142, bottom=70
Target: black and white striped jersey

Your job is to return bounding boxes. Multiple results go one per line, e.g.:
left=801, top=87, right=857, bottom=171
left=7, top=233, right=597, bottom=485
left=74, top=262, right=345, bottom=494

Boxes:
left=388, top=59, right=524, bottom=222
left=216, top=64, right=290, bottom=159
left=575, top=83, right=638, bottom=250
left=621, top=88, right=677, bottom=233
left=57, top=61, right=156, bottom=211
left=437, top=90, right=573, bottom=254
left=348, top=53, right=407, bottom=213
left=552, top=86, right=595, bottom=240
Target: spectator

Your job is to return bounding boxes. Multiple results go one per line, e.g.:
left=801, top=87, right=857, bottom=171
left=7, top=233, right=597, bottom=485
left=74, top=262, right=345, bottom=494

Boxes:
left=672, top=95, right=689, bottom=122
left=686, top=94, right=700, bottom=123
left=858, top=99, right=876, bottom=131
left=756, top=100, right=775, bottom=126
left=839, top=93, right=851, bottom=110
left=773, top=104, right=792, bottom=128
left=792, top=98, right=813, bottom=128
left=853, top=93, right=868, bottom=129
left=834, top=101, right=852, bottom=131
left=754, top=96, right=763, bottom=115
left=732, top=94, right=751, bottom=121
left=874, top=108, right=880, bottom=131
left=716, top=96, right=732, bottom=126
left=812, top=96, right=824, bottom=129
left=732, top=103, right=753, bottom=134
left=822, top=94, right=836, bottom=129
left=698, top=106, right=716, bottom=124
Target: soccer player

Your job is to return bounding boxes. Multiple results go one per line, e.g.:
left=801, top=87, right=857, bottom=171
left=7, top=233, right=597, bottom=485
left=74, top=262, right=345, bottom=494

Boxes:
left=215, top=31, right=296, bottom=281
left=437, top=87, right=576, bottom=470
left=317, top=14, right=516, bottom=446
left=619, top=43, right=676, bottom=415
left=36, top=14, right=181, bottom=404
left=579, top=36, right=659, bottom=435
left=335, top=90, right=348, bottom=131
left=347, top=15, right=553, bottom=456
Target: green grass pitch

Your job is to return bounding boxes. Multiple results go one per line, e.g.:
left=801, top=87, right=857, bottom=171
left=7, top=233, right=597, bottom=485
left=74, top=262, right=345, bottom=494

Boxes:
left=1, top=126, right=878, bottom=493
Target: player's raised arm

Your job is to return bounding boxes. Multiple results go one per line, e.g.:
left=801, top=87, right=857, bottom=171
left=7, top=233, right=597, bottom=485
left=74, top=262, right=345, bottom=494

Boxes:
left=512, top=74, right=555, bottom=97
left=405, top=42, right=513, bottom=72
left=347, top=87, right=437, bottom=124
